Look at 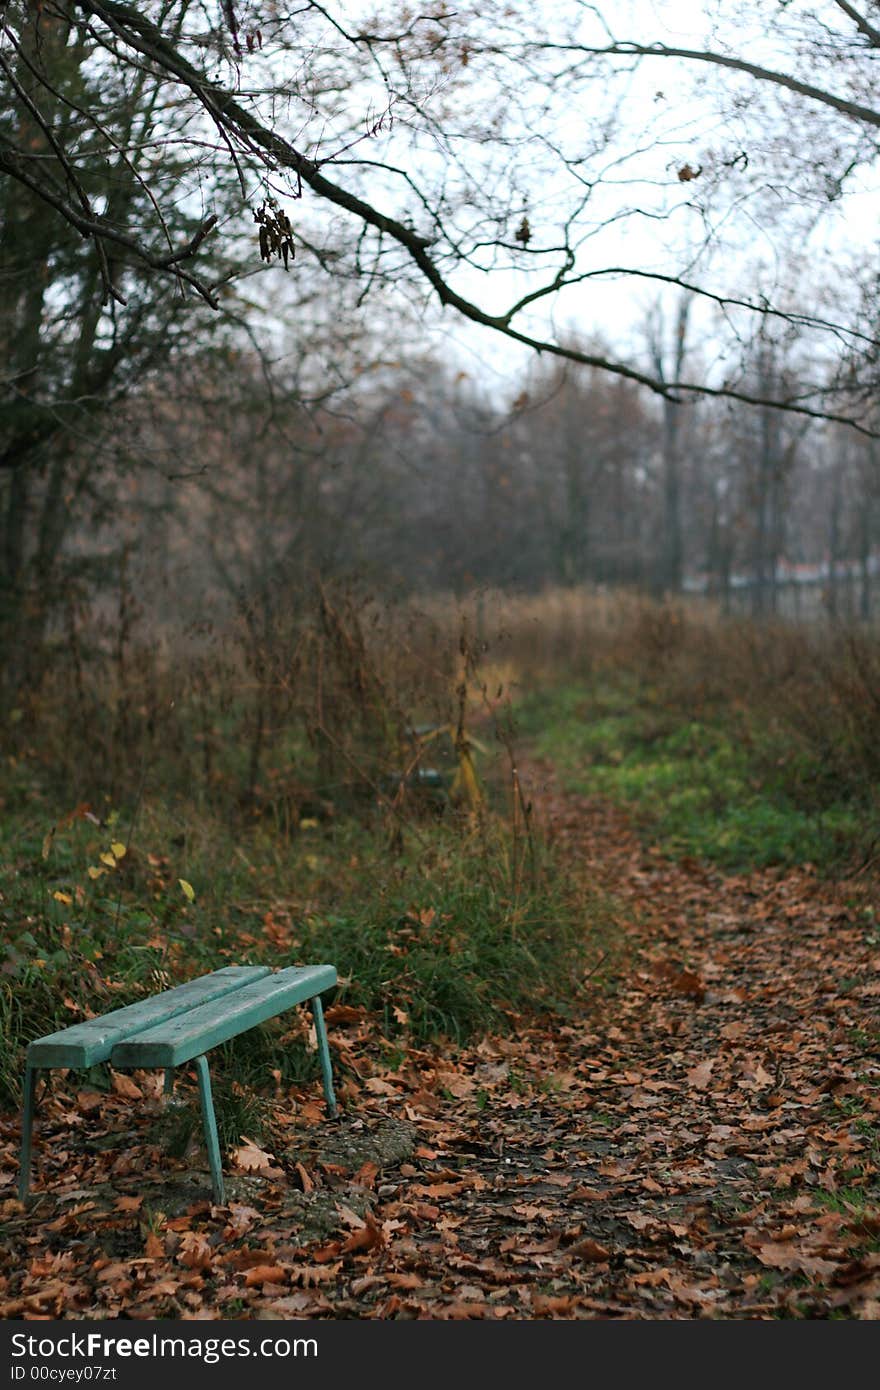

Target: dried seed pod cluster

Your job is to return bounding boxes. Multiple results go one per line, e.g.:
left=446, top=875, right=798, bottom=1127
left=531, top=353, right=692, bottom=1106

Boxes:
left=254, top=199, right=295, bottom=269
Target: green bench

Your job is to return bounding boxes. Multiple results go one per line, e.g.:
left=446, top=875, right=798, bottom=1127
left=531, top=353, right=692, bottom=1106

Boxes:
left=19, top=964, right=337, bottom=1205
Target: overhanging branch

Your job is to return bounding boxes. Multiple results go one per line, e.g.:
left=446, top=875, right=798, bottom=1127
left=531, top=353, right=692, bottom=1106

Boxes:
left=14, top=1, right=866, bottom=433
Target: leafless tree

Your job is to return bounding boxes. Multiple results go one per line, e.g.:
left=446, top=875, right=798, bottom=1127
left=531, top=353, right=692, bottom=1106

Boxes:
left=3, top=1, right=879, bottom=431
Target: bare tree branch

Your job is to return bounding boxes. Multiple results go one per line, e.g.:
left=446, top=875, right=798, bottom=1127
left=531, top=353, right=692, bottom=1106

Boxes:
left=522, top=37, right=880, bottom=130
left=53, top=0, right=875, bottom=432
left=834, top=1, right=880, bottom=49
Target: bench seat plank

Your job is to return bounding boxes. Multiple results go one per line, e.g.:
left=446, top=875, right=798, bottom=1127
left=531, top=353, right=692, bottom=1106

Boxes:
left=27, top=966, right=272, bottom=1069
left=110, top=964, right=337, bottom=1068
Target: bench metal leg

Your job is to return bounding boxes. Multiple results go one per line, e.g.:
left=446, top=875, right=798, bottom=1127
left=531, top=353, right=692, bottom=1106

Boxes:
left=194, top=1054, right=225, bottom=1205
left=163, top=1068, right=175, bottom=1096
left=311, top=995, right=337, bottom=1116
left=18, top=1066, right=38, bottom=1200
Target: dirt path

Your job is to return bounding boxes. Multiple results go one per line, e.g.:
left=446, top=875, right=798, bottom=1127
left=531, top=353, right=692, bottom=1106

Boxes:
left=2, top=765, right=879, bottom=1318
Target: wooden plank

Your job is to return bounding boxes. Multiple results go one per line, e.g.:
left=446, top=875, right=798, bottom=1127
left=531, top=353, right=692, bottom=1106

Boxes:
left=27, top=967, right=272, bottom=1069
left=110, top=965, right=337, bottom=1068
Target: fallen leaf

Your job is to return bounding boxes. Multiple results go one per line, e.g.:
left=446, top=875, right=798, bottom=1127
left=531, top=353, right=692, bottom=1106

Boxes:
left=751, top=1242, right=839, bottom=1277
left=341, top=1213, right=385, bottom=1255
left=324, top=1005, right=362, bottom=1025
left=244, top=1264, right=288, bottom=1288
left=232, top=1138, right=281, bottom=1175
left=364, top=1077, right=399, bottom=1096
left=144, top=1232, right=164, bottom=1260
left=568, top=1237, right=610, bottom=1262
left=354, top=1161, right=379, bottom=1190
left=177, top=1233, right=213, bottom=1271
left=671, top=968, right=705, bottom=1000
left=630, top=1269, right=671, bottom=1287
left=76, top=1090, right=104, bottom=1114
left=110, top=1071, right=143, bottom=1100
left=532, top=1294, right=579, bottom=1314
left=295, top=1162, right=314, bottom=1193
left=222, top=1248, right=278, bottom=1271
left=687, top=1058, right=715, bottom=1089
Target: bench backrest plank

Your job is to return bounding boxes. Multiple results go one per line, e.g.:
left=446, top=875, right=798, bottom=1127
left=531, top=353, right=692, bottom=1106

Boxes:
left=110, top=964, right=337, bottom=1068
left=27, top=966, right=272, bottom=1069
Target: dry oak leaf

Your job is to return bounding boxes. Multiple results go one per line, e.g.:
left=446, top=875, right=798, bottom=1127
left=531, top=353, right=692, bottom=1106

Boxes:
left=512, top=1203, right=553, bottom=1221
left=630, top=1268, right=672, bottom=1288
left=76, top=1090, right=104, bottom=1114
left=410, top=1180, right=467, bottom=1199
left=687, top=1058, right=715, bottom=1090
left=295, top=1162, right=315, bottom=1193
left=263, top=1293, right=333, bottom=1315
left=110, top=1071, right=143, bottom=1100
left=225, top=1203, right=262, bottom=1235
left=341, top=1213, right=385, bottom=1255
left=95, top=1261, right=136, bottom=1284
left=287, top=1262, right=343, bottom=1287
left=364, top=1077, right=400, bottom=1096
left=568, top=1237, right=610, bottom=1262
left=353, top=1161, right=379, bottom=1189
left=531, top=1294, right=579, bottom=1315
left=222, top=1248, right=278, bottom=1271
left=625, top=1211, right=656, bottom=1232
left=435, top=1071, right=476, bottom=1098
left=750, top=1241, right=839, bottom=1277
left=244, top=1264, right=288, bottom=1288
left=177, top=1232, right=213, bottom=1271
left=144, top=1231, right=164, bottom=1260
left=142, top=1277, right=180, bottom=1298
left=436, top=1300, right=490, bottom=1319
left=336, top=1204, right=368, bottom=1229
left=324, top=1004, right=362, bottom=1025
left=747, top=1061, right=775, bottom=1088
left=232, top=1138, right=282, bottom=1176
left=671, top=968, right=705, bottom=1000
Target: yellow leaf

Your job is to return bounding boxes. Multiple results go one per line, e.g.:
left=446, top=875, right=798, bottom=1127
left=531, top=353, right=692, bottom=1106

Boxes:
left=450, top=751, right=482, bottom=808
left=42, top=828, right=55, bottom=860
left=304, top=854, right=319, bottom=871
left=179, top=878, right=195, bottom=902
left=53, top=890, right=72, bottom=905
left=100, top=852, right=117, bottom=868
left=110, top=842, right=127, bottom=859
left=87, top=866, right=105, bottom=880
left=299, top=818, right=319, bottom=830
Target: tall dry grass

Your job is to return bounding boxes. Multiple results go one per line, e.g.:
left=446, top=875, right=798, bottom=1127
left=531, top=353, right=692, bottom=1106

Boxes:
left=3, top=581, right=879, bottom=825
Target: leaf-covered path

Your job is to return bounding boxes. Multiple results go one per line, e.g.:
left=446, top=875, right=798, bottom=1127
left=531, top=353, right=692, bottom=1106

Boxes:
left=2, top=765, right=879, bottom=1319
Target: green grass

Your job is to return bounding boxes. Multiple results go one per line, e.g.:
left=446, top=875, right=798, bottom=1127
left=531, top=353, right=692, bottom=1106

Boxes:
left=0, top=791, right=610, bottom=1124
left=516, top=680, right=864, bottom=872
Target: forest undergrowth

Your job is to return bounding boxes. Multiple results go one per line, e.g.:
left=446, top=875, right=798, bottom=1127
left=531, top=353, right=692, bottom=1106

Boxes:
left=0, top=588, right=878, bottom=1317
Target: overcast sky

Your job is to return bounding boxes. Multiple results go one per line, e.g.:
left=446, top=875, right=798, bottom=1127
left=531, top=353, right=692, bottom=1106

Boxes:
left=371, top=0, right=880, bottom=396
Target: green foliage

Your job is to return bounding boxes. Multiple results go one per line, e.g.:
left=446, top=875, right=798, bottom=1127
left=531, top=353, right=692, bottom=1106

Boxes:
left=518, top=680, right=865, bottom=872
left=0, top=791, right=607, bottom=1113
left=295, top=820, right=597, bottom=1041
